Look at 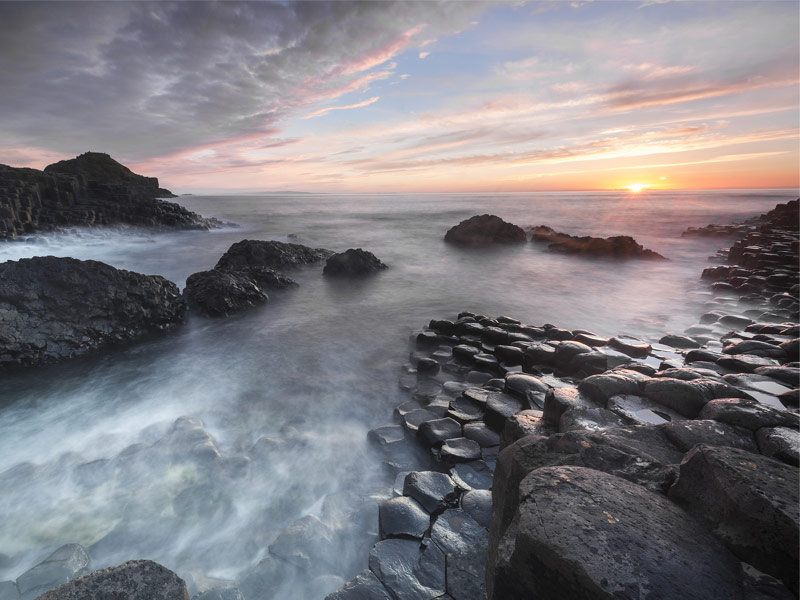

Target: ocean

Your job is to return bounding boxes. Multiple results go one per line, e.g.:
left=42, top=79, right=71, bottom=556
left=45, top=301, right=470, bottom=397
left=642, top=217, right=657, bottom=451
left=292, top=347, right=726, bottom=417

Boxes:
left=0, top=189, right=794, bottom=595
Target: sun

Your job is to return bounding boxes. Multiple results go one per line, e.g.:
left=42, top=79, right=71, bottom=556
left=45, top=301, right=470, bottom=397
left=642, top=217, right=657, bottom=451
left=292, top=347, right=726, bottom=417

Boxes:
left=624, top=183, right=651, bottom=193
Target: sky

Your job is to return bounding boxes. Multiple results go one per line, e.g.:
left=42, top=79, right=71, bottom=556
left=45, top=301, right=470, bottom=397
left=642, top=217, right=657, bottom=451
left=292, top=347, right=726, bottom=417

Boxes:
left=0, top=0, right=798, bottom=193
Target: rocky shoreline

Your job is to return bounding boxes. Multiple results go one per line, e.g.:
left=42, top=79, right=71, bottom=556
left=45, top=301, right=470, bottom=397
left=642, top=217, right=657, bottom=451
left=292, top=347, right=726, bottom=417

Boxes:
left=0, top=200, right=796, bottom=599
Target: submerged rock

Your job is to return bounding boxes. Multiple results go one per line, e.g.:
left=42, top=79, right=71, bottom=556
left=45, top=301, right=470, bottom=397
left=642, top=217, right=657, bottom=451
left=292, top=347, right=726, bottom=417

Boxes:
left=529, top=225, right=666, bottom=260
left=16, top=544, right=90, bottom=600
left=323, top=248, right=387, bottom=276
left=184, top=268, right=295, bottom=317
left=214, top=239, right=333, bottom=272
left=0, top=256, right=185, bottom=370
left=33, top=560, right=188, bottom=600
left=444, top=215, right=526, bottom=246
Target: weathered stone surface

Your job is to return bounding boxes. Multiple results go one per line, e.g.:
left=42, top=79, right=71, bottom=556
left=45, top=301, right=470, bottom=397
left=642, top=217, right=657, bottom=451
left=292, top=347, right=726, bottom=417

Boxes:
left=463, top=422, right=501, bottom=448
left=444, top=214, right=526, bottom=246
left=418, top=418, right=462, bottom=447
left=755, top=426, right=800, bottom=466
left=663, top=419, right=757, bottom=453
left=403, top=471, right=459, bottom=514
left=558, top=406, right=626, bottom=433
left=368, top=539, right=446, bottom=600
left=268, top=514, right=334, bottom=570
left=33, top=560, right=188, bottom=600
left=379, top=496, right=430, bottom=540
left=215, top=239, right=333, bottom=271
left=660, top=333, right=701, bottom=349
left=489, top=466, right=743, bottom=600
left=184, top=267, right=295, bottom=317
left=669, top=445, right=799, bottom=593
left=499, top=410, right=547, bottom=448
left=542, top=387, right=595, bottom=425
left=0, top=153, right=223, bottom=240
left=606, top=394, right=686, bottom=425
left=529, top=226, right=666, bottom=260
left=578, top=370, right=645, bottom=403
left=699, top=398, right=799, bottom=430
left=643, top=377, right=750, bottom=418
left=16, top=545, right=90, bottom=600
left=608, top=336, right=651, bottom=358
left=323, top=248, right=387, bottom=276
left=368, top=425, right=405, bottom=450
left=484, top=392, right=525, bottom=431
left=325, top=569, right=391, bottom=600
left=461, top=490, right=492, bottom=529
left=431, top=509, right=488, bottom=600
left=439, top=437, right=482, bottom=464
left=449, top=461, right=493, bottom=491
left=0, top=257, right=185, bottom=370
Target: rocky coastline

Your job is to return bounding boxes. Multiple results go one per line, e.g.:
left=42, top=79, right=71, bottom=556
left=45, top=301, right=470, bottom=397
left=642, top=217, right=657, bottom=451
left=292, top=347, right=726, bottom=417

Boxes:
left=0, top=200, right=796, bottom=599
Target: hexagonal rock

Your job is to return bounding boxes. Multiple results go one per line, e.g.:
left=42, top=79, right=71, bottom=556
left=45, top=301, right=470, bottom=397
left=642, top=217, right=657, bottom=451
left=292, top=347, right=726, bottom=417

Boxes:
left=431, top=509, right=489, bottom=600
left=325, top=569, right=392, bottom=600
left=447, top=397, right=484, bottom=423
left=463, top=422, right=501, bottom=448
left=542, top=387, right=596, bottom=426
left=440, top=438, right=482, bottom=464
left=403, top=471, right=460, bottom=514
left=608, top=335, right=651, bottom=358
left=699, top=398, right=799, bottom=430
left=367, top=425, right=405, bottom=450
left=461, top=489, right=493, bottom=528
left=642, top=377, right=750, bottom=418
left=755, top=426, right=800, bottom=466
left=379, top=496, right=430, bottom=540
left=578, top=370, right=647, bottom=403
left=558, top=406, right=626, bottom=433
left=606, top=394, right=685, bottom=426
left=33, top=561, right=187, bottom=600
left=662, top=420, right=757, bottom=453
left=418, top=418, right=462, bottom=448
left=488, top=466, right=744, bottom=600
left=483, top=392, right=525, bottom=431
left=499, top=410, right=547, bottom=449
left=668, top=445, right=799, bottom=594
left=368, top=539, right=446, bottom=600
left=16, top=544, right=90, bottom=600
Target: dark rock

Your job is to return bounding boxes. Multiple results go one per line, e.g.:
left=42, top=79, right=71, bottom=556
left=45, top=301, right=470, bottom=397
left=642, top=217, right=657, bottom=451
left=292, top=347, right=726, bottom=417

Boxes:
left=578, top=370, right=646, bottom=403
left=500, top=410, right=547, bottom=448
left=566, top=350, right=608, bottom=376
left=643, top=377, right=750, bottom=418
left=452, top=345, right=480, bottom=363
left=463, top=422, right=501, bottom=448
left=489, top=466, right=743, bottom=600
left=449, top=461, right=493, bottom=491
left=379, top=496, right=430, bottom=540
left=439, top=438, right=482, bottom=464
left=754, top=365, right=799, bottom=386
left=553, top=340, right=592, bottom=367
left=606, top=393, right=685, bottom=425
left=403, top=471, right=459, bottom=514
left=184, top=268, right=295, bottom=317
left=0, top=152, right=223, bottom=240
left=215, top=239, right=333, bottom=271
left=16, top=544, right=90, bottom=600
left=368, top=425, right=405, bottom=450
left=724, top=339, right=787, bottom=359
left=323, top=248, right=387, bottom=276
left=558, top=406, right=626, bottom=432
left=325, top=569, right=391, bottom=600
left=444, top=214, right=526, bottom=246
left=717, top=354, right=780, bottom=373
left=483, top=392, right=525, bottom=431
left=461, top=490, right=492, bottom=529
left=739, top=563, right=796, bottom=600
left=0, top=257, right=185, bottom=370
left=573, top=332, right=608, bottom=347
left=33, top=560, right=187, bottom=600
left=608, top=335, right=651, bottom=358
left=430, top=509, right=488, bottom=600
left=368, top=539, right=446, bottom=600
left=660, top=333, right=701, bottom=349
left=669, top=445, right=799, bottom=593
left=447, top=397, right=484, bottom=423
left=755, top=427, right=800, bottom=466
left=542, top=387, right=595, bottom=426
left=493, top=345, right=523, bottom=365
left=663, top=419, right=757, bottom=453
left=522, top=343, right=556, bottom=367
left=504, top=374, right=548, bottom=407
left=530, top=227, right=666, bottom=259
left=418, top=418, right=462, bottom=447
left=699, top=398, right=799, bottom=430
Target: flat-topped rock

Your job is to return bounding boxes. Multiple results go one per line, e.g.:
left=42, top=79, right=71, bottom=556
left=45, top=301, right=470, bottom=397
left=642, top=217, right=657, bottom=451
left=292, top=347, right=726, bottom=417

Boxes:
left=444, top=214, right=526, bottom=246
left=529, top=225, right=666, bottom=260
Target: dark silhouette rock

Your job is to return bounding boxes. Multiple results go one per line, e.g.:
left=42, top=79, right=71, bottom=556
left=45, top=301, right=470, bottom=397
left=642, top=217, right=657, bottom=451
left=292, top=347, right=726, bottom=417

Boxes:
left=378, top=496, right=430, bottom=540
left=323, top=248, right=387, bottom=276
left=214, top=239, right=333, bottom=271
left=0, top=152, right=224, bottom=239
left=669, top=445, right=799, bottom=593
left=33, top=560, right=188, bottom=600
left=0, top=256, right=185, bottom=370
left=444, top=214, right=526, bottom=246
left=529, top=225, right=666, bottom=259
left=488, top=466, right=743, bottom=600
left=184, top=268, right=295, bottom=317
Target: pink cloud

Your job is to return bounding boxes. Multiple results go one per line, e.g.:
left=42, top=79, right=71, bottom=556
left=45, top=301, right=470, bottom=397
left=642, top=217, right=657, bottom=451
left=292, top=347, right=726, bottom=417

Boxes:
left=302, top=96, right=380, bottom=119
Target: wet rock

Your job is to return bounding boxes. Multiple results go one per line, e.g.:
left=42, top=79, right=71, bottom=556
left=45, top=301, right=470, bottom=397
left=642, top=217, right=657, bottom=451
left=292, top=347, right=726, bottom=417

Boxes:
left=430, top=509, right=488, bottom=600
left=483, top=391, right=525, bottom=431
left=573, top=332, right=608, bottom=347
left=607, top=394, right=685, bottom=425
left=439, top=438, right=482, bottom=464
left=542, top=387, right=595, bottom=426
left=755, top=427, right=800, bottom=466
left=463, top=422, right=501, bottom=448
left=461, top=490, right=492, bottom=529
left=447, top=397, right=484, bottom=423
left=489, top=466, right=742, bottom=600
left=553, top=340, right=592, bottom=366
left=500, top=410, right=547, bottom=448
left=16, top=544, right=90, bottom=600
left=368, top=539, right=446, bottom=600
left=325, top=569, right=391, bottom=600
left=494, top=345, right=523, bottom=365
left=452, top=345, right=480, bottom=363
left=449, top=461, right=493, bottom=491
left=268, top=514, right=334, bottom=570
left=403, top=471, right=459, bottom=514
left=184, top=268, right=295, bottom=317
left=717, top=353, right=780, bottom=372
left=669, top=445, right=799, bottom=593
left=33, top=560, right=187, bottom=600
left=214, top=239, right=333, bottom=271
left=522, top=343, right=556, bottom=367
left=663, top=419, right=757, bottom=453
left=323, top=248, right=387, bottom=276
left=566, top=350, right=608, bottom=376
left=720, top=314, right=754, bottom=329
left=724, top=339, right=786, bottom=359
left=443, top=214, right=526, bottom=246
left=660, top=333, right=701, bottom=349
left=643, top=377, right=750, bottom=418
left=578, top=370, right=646, bottom=403
left=608, top=335, right=651, bottom=358
left=417, top=418, right=462, bottom=447
left=379, top=496, right=430, bottom=540
left=403, top=409, right=439, bottom=432
left=699, top=398, right=799, bottom=430
left=0, top=257, right=186, bottom=370
left=530, top=227, right=666, bottom=260
left=558, top=406, right=626, bottom=433
left=754, top=365, right=799, bottom=386
left=368, top=425, right=405, bottom=450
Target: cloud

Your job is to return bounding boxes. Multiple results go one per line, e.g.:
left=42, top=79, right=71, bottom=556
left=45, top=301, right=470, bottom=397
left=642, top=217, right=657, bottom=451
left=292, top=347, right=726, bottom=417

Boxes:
left=419, top=51, right=430, bottom=59
left=302, top=97, right=380, bottom=119
left=0, top=1, right=487, bottom=162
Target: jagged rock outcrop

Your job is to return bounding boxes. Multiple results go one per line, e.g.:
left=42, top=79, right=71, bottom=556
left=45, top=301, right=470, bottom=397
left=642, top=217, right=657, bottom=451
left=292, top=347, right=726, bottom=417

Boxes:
left=185, top=240, right=333, bottom=317
left=444, top=215, right=527, bottom=246
left=0, top=256, right=186, bottom=369
left=0, top=152, right=223, bottom=239
left=323, top=248, right=387, bottom=277
left=529, top=225, right=665, bottom=259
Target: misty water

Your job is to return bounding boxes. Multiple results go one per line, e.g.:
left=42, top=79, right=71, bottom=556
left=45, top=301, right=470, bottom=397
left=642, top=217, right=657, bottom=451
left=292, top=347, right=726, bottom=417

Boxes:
left=0, top=190, right=794, bottom=597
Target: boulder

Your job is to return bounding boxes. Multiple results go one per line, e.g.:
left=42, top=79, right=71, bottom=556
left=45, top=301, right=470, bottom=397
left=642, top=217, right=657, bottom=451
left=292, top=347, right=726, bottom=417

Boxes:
left=430, top=509, right=488, bottom=600
left=755, top=427, right=800, bottom=466
left=379, top=496, right=430, bottom=540
left=488, top=466, right=743, bottom=600
left=33, top=560, right=188, bottom=600
left=184, top=268, right=295, bottom=317
left=214, top=239, right=333, bottom=271
left=0, top=257, right=185, bottom=370
left=16, top=545, right=90, bottom=600
left=643, top=377, right=751, bottom=418
left=368, top=539, right=446, bottom=600
left=403, top=471, right=459, bottom=514
left=530, top=226, right=666, bottom=260
left=323, top=248, right=387, bottom=276
left=669, top=445, right=799, bottom=593
left=699, top=398, right=799, bottom=430
left=443, top=215, right=526, bottom=246
left=578, top=370, right=646, bottom=403
left=663, top=420, right=757, bottom=453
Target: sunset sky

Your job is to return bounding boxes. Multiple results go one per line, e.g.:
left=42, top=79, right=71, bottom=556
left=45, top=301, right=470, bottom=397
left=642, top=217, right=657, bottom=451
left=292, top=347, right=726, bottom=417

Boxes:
left=1, top=1, right=798, bottom=193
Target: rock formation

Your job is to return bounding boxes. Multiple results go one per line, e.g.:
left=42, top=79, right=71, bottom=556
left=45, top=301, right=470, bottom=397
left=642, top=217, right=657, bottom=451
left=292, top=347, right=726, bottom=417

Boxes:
left=444, top=215, right=527, bottom=246
left=323, top=248, right=387, bottom=276
left=529, top=225, right=666, bottom=259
